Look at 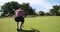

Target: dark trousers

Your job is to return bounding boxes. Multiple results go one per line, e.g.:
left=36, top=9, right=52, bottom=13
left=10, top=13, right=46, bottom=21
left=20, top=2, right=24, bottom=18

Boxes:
left=15, top=16, right=24, bottom=22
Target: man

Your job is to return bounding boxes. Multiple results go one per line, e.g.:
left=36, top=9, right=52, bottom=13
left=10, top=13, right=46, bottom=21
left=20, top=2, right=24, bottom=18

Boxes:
left=14, top=8, right=25, bottom=31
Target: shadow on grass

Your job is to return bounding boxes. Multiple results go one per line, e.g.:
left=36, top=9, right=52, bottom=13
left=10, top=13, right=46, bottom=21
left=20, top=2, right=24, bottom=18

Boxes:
left=17, top=28, right=40, bottom=32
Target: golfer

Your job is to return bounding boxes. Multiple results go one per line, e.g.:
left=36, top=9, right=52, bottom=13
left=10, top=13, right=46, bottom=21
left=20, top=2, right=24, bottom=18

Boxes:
left=14, top=8, right=25, bottom=31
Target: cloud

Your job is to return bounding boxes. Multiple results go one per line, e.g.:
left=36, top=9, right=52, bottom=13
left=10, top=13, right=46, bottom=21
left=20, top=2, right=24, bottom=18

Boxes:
left=17, top=0, right=52, bottom=11
left=22, top=0, right=52, bottom=12
left=20, top=0, right=52, bottom=9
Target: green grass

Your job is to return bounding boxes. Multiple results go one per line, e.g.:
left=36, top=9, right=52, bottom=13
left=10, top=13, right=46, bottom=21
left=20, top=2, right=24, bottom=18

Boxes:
left=0, top=16, right=60, bottom=32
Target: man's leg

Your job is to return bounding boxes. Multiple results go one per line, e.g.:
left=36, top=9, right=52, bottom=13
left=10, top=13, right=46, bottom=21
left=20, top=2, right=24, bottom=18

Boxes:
left=16, top=22, right=19, bottom=29
left=20, top=22, right=24, bottom=30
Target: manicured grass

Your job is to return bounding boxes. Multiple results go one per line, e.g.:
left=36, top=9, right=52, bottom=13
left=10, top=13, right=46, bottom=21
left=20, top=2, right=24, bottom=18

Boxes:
left=0, top=16, right=60, bottom=32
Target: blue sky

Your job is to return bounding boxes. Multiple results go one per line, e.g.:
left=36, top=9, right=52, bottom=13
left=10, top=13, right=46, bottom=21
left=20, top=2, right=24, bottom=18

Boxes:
left=0, top=0, right=60, bottom=13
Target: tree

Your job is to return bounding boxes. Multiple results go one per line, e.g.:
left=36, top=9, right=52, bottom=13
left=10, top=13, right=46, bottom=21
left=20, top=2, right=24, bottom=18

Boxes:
left=1, top=1, right=20, bottom=16
left=38, top=11, right=45, bottom=16
left=1, top=1, right=35, bottom=17
left=45, top=12, right=51, bottom=16
left=20, top=3, right=35, bottom=16
left=49, top=5, right=60, bottom=16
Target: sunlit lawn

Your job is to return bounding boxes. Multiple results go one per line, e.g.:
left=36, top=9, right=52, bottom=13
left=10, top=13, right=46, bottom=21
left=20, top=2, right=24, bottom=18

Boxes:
left=0, top=16, right=60, bottom=32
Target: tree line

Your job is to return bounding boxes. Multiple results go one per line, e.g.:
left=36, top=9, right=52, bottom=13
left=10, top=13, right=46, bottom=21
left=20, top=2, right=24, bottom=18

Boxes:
left=38, top=5, right=60, bottom=16
left=0, top=1, right=60, bottom=17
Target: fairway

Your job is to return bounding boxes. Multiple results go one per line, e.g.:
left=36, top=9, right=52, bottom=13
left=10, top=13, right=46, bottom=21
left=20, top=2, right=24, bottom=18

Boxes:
left=0, top=16, right=60, bottom=32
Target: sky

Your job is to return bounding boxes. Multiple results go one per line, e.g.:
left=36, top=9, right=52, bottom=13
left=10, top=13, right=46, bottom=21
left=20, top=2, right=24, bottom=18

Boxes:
left=0, top=0, right=60, bottom=13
